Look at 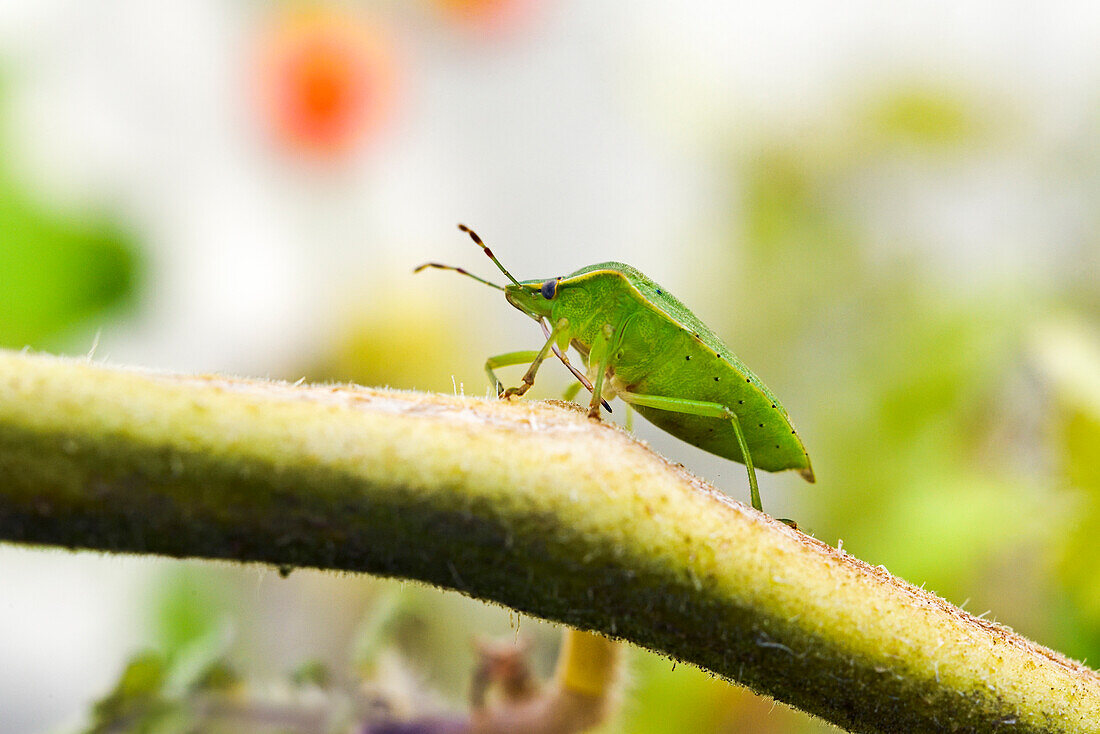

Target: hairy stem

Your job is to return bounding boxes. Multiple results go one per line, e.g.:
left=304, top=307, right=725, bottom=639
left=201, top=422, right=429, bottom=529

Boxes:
left=0, top=350, right=1096, bottom=733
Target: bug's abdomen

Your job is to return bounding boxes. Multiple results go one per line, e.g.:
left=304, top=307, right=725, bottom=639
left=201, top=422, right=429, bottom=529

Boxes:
left=616, top=330, right=812, bottom=476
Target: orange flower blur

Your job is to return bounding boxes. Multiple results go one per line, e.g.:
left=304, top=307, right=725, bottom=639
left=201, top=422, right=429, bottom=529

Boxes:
left=433, top=0, right=536, bottom=35
left=256, top=7, right=396, bottom=157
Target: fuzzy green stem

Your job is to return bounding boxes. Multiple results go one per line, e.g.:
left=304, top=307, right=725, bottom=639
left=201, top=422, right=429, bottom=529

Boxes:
left=0, top=350, right=1096, bottom=733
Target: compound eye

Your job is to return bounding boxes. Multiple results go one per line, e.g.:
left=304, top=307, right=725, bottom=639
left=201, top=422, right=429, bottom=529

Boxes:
left=540, top=279, right=558, bottom=300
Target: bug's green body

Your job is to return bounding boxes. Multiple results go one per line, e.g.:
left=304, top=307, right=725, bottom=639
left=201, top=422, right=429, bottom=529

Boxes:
left=508, top=263, right=813, bottom=479
left=415, top=225, right=813, bottom=517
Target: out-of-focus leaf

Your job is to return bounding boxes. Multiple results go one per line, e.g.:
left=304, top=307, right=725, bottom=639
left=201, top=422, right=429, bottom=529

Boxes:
left=0, top=180, right=140, bottom=349
left=738, top=145, right=856, bottom=275
left=860, top=472, right=1047, bottom=600
left=863, top=85, right=986, bottom=148
left=163, top=623, right=235, bottom=695
left=291, top=659, right=331, bottom=688
left=99, top=652, right=167, bottom=706
left=191, top=661, right=241, bottom=693
left=0, top=74, right=140, bottom=349
left=617, top=651, right=809, bottom=734
left=150, top=567, right=235, bottom=657
left=1032, top=321, right=1100, bottom=659
left=353, top=588, right=410, bottom=673
left=307, top=289, right=482, bottom=393
left=616, top=653, right=729, bottom=734
left=1034, top=321, right=1100, bottom=487
left=85, top=652, right=178, bottom=734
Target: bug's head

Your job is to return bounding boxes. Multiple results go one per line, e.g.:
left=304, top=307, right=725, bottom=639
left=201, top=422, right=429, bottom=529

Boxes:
left=503, top=278, right=559, bottom=320
left=414, top=224, right=558, bottom=321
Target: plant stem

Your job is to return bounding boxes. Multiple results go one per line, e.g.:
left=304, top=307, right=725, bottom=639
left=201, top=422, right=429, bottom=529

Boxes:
left=0, top=350, right=1096, bottom=733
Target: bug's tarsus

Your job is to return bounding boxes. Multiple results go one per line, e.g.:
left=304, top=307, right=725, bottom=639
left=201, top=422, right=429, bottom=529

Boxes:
left=458, top=223, right=524, bottom=288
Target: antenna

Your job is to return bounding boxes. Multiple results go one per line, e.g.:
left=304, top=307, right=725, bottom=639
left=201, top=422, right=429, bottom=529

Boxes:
left=413, top=262, right=504, bottom=291
left=458, top=224, right=524, bottom=288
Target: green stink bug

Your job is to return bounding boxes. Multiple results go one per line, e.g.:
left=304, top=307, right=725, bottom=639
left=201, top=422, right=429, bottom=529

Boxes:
left=416, top=225, right=814, bottom=516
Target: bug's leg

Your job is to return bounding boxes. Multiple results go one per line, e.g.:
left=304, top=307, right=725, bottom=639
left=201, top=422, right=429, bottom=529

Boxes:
left=587, top=368, right=606, bottom=418
left=540, top=319, right=610, bottom=412
left=585, top=324, right=616, bottom=419
left=556, top=358, right=611, bottom=413
left=485, top=351, right=541, bottom=397
left=726, top=410, right=762, bottom=516
left=504, top=318, right=571, bottom=399
left=624, top=404, right=635, bottom=433
left=615, top=391, right=765, bottom=514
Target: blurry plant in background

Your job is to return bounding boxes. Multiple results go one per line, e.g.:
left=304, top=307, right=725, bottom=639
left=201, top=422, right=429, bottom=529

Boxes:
left=306, top=286, right=471, bottom=392
left=0, top=83, right=140, bottom=351
left=1, top=1, right=1099, bottom=733
left=1034, top=322, right=1100, bottom=664
left=722, top=83, right=1099, bottom=672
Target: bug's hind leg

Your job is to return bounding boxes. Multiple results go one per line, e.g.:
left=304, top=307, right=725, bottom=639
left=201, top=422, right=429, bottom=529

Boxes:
left=614, top=391, right=784, bottom=522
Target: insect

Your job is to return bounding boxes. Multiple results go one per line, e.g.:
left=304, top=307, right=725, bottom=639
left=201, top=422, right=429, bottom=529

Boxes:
left=416, top=224, right=814, bottom=517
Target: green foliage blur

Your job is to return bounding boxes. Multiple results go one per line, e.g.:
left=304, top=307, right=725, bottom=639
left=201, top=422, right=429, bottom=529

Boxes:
left=718, top=84, right=1098, bottom=669
left=0, top=185, right=138, bottom=349
left=0, top=86, right=140, bottom=352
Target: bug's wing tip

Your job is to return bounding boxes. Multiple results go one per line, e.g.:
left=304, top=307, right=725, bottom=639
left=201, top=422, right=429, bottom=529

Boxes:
left=799, top=466, right=816, bottom=483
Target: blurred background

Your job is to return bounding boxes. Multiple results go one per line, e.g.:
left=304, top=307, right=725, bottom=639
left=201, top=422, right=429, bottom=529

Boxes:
left=1, top=1, right=1099, bottom=731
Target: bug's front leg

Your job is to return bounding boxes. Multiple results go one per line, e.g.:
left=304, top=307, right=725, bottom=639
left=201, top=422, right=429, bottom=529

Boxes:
left=485, top=351, right=542, bottom=397
left=484, top=318, right=571, bottom=398
left=504, top=318, right=571, bottom=399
